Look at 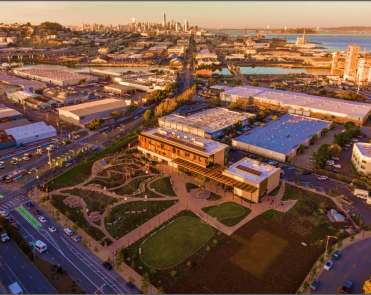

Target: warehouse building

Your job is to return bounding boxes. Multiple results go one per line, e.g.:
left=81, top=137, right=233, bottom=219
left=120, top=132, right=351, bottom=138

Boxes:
left=7, top=91, right=56, bottom=110
left=14, top=69, right=98, bottom=86
left=0, top=117, right=29, bottom=131
left=58, top=98, right=128, bottom=128
left=0, top=107, right=22, bottom=120
left=232, top=114, right=331, bottom=162
left=222, top=158, right=281, bottom=203
left=104, top=84, right=136, bottom=96
left=4, top=122, right=57, bottom=147
left=221, top=86, right=371, bottom=126
left=0, top=74, right=45, bottom=92
left=43, top=87, right=89, bottom=105
left=158, top=107, right=254, bottom=139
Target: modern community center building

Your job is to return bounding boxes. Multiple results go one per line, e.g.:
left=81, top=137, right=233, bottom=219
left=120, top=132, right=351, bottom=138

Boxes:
left=138, top=106, right=281, bottom=203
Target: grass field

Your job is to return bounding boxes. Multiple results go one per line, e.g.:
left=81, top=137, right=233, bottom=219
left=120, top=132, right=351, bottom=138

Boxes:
left=140, top=216, right=213, bottom=269
left=150, top=177, right=177, bottom=197
left=202, top=202, right=251, bottom=227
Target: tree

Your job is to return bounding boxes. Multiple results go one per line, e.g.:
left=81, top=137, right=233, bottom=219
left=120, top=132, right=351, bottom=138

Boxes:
left=125, top=104, right=138, bottom=115
left=110, top=111, right=123, bottom=122
left=235, top=120, right=242, bottom=131
left=322, top=128, right=329, bottom=135
left=311, top=143, right=332, bottom=169
left=330, top=122, right=337, bottom=130
left=140, top=273, right=150, bottom=294
left=59, top=160, right=66, bottom=168
left=272, top=115, right=278, bottom=120
left=79, top=78, right=86, bottom=85
left=143, top=109, right=154, bottom=121
left=72, top=224, right=79, bottom=234
left=227, top=102, right=241, bottom=110
left=104, top=75, right=111, bottom=82
left=330, top=144, right=342, bottom=157
left=127, top=272, right=136, bottom=284
left=252, top=81, right=259, bottom=86
left=340, top=91, right=366, bottom=102
left=344, top=121, right=355, bottom=130
left=115, top=251, right=124, bottom=268
left=364, top=276, right=371, bottom=294
left=156, top=286, right=165, bottom=294
left=311, top=134, right=319, bottom=143
left=319, top=88, right=327, bottom=96
left=77, top=151, right=83, bottom=158
left=298, top=144, right=306, bottom=153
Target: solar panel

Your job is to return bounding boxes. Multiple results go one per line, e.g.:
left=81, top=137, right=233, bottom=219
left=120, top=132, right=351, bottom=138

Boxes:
left=236, top=165, right=262, bottom=176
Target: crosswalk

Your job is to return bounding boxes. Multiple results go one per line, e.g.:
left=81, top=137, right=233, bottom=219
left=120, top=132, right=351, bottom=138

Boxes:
left=0, top=182, right=30, bottom=211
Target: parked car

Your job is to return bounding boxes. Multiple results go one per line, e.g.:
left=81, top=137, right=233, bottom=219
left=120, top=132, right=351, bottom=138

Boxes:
left=0, top=162, right=5, bottom=169
left=7, top=217, right=15, bottom=223
left=0, top=211, right=9, bottom=217
left=331, top=157, right=340, bottom=160
left=343, top=147, right=350, bottom=150
left=355, top=135, right=363, bottom=139
left=318, top=176, right=329, bottom=180
left=1, top=233, right=9, bottom=242
left=303, top=171, right=312, bottom=175
left=12, top=223, right=20, bottom=230
left=26, top=201, right=33, bottom=207
left=323, top=260, right=333, bottom=271
left=268, top=161, right=278, bottom=165
left=102, top=262, right=113, bottom=270
left=64, top=228, right=73, bottom=236
left=33, top=209, right=41, bottom=215
left=357, top=194, right=368, bottom=200
left=341, top=281, right=353, bottom=294
left=310, top=279, right=320, bottom=291
left=38, top=216, right=47, bottom=223
left=333, top=164, right=342, bottom=168
left=66, top=162, right=72, bottom=168
left=229, top=148, right=237, bottom=152
left=344, top=144, right=351, bottom=147
left=333, top=250, right=340, bottom=260
left=287, top=166, right=296, bottom=170
left=71, top=235, right=81, bottom=243
left=48, top=226, right=57, bottom=233
left=352, top=138, right=359, bottom=142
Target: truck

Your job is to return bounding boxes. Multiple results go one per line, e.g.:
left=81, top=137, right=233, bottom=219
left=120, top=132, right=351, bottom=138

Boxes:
left=9, top=282, right=23, bottom=294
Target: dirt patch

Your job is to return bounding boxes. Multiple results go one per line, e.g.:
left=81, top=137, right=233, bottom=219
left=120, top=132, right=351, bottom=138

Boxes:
left=230, top=229, right=288, bottom=278
left=33, top=258, right=85, bottom=294
left=301, top=220, right=316, bottom=231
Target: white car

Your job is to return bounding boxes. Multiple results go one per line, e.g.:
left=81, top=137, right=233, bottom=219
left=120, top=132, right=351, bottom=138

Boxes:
left=323, top=260, right=333, bottom=271
left=48, top=226, right=57, bottom=232
left=352, top=138, right=359, bottom=142
left=331, top=157, right=340, bottom=160
left=38, top=216, right=47, bottom=223
left=134, top=116, right=139, bottom=120
left=333, top=164, right=342, bottom=168
left=344, top=144, right=351, bottom=147
left=64, top=228, right=73, bottom=236
left=357, top=194, right=368, bottom=200
left=318, top=176, right=329, bottom=180
left=269, top=161, right=278, bottom=165
left=66, top=163, right=72, bottom=168
left=0, top=211, right=9, bottom=217
left=288, top=166, right=296, bottom=170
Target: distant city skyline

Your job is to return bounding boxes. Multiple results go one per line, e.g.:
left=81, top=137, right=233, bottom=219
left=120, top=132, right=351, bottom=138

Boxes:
left=0, top=1, right=371, bottom=29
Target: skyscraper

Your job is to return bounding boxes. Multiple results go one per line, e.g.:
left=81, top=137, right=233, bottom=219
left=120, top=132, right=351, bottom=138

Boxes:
left=185, top=19, right=189, bottom=31
left=163, top=13, right=166, bottom=29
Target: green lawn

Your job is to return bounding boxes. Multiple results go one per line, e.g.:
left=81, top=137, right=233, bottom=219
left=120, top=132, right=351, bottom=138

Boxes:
left=48, top=133, right=137, bottom=189
left=140, top=216, right=213, bottom=269
left=202, top=202, right=251, bottom=227
left=150, top=177, right=177, bottom=197
left=185, top=182, right=198, bottom=193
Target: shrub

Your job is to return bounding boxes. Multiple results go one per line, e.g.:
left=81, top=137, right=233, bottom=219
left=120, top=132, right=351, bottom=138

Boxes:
left=187, top=261, right=191, bottom=268
left=171, top=270, right=177, bottom=278
left=360, top=177, right=367, bottom=183
left=213, top=239, right=218, bottom=245
left=18, top=240, right=31, bottom=255
left=27, top=251, right=35, bottom=261
left=206, top=246, right=210, bottom=252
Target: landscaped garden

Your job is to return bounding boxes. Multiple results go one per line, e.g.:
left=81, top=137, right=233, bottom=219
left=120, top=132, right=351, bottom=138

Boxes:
left=150, top=177, right=177, bottom=196
left=202, top=202, right=251, bottom=227
left=60, top=188, right=117, bottom=214
left=207, top=192, right=222, bottom=201
left=104, top=200, right=178, bottom=239
left=262, top=184, right=348, bottom=243
left=140, top=216, right=214, bottom=269
left=51, top=194, right=106, bottom=241
left=47, top=132, right=138, bottom=190
left=111, top=176, right=152, bottom=196
left=185, top=182, right=198, bottom=193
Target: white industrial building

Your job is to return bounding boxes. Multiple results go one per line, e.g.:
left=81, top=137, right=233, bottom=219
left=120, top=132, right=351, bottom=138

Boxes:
left=5, top=122, right=57, bottom=146
left=351, top=143, right=371, bottom=176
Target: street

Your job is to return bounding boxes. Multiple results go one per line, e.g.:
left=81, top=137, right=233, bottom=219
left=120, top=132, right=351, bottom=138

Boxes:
left=311, top=237, right=371, bottom=294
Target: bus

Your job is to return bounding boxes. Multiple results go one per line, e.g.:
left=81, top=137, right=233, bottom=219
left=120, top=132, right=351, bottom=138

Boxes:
left=35, top=240, right=47, bottom=253
left=6, top=169, right=27, bottom=182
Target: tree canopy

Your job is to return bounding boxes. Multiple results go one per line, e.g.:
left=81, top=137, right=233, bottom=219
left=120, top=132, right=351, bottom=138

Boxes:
left=340, top=91, right=366, bottom=102
left=110, top=111, right=123, bottom=122
left=311, top=144, right=332, bottom=169
left=344, top=121, right=355, bottom=130
left=143, top=109, right=154, bottom=121
left=39, top=22, right=63, bottom=31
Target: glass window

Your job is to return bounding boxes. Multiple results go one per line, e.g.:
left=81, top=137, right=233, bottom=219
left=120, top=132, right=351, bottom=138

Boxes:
left=361, top=165, right=366, bottom=169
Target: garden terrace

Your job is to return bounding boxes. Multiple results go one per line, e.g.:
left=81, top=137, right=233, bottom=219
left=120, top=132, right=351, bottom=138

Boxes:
left=140, top=216, right=214, bottom=269
left=122, top=210, right=227, bottom=291
left=60, top=188, right=117, bottom=214
left=48, top=133, right=137, bottom=190
left=169, top=215, right=323, bottom=294
left=262, top=184, right=348, bottom=243
left=202, top=202, right=251, bottom=227
left=51, top=194, right=106, bottom=241
left=149, top=177, right=177, bottom=197
left=104, top=200, right=178, bottom=239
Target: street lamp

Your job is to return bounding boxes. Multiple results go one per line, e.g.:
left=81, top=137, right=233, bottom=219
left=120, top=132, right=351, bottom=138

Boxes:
left=94, top=284, right=106, bottom=294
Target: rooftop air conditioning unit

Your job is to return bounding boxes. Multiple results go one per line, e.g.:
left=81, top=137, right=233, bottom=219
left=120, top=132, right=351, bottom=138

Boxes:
left=176, top=135, right=181, bottom=139
left=184, top=135, right=188, bottom=140
left=158, top=129, right=168, bottom=136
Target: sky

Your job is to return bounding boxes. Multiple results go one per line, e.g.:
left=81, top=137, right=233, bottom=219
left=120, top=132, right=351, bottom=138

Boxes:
left=1, top=1, right=371, bottom=29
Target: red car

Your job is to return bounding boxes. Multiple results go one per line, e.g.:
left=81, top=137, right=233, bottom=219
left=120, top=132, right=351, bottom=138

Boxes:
left=33, top=209, right=41, bottom=215
left=355, top=135, right=363, bottom=139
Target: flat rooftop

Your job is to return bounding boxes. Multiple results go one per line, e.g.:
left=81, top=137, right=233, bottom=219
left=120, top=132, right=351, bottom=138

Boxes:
left=104, top=84, right=136, bottom=91
left=143, top=126, right=229, bottom=156
left=224, top=158, right=280, bottom=184
left=0, top=74, right=44, bottom=88
left=15, top=69, right=94, bottom=82
left=234, top=114, right=331, bottom=154
left=160, top=107, right=254, bottom=135
left=0, top=108, right=21, bottom=119
left=222, top=86, right=371, bottom=118
left=58, top=98, right=128, bottom=116
left=355, top=142, right=371, bottom=158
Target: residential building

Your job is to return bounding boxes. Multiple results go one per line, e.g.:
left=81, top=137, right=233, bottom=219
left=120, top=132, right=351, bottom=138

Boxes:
left=352, top=142, right=371, bottom=175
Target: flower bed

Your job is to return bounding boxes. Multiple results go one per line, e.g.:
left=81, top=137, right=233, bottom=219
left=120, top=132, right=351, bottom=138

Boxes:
left=60, top=188, right=117, bottom=214
left=51, top=194, right=105, bottom=241
left=150, top=177, right=177, bottom=197
left=104, top=200, right=178, bottom=239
